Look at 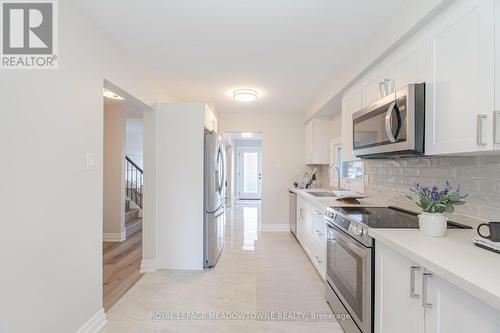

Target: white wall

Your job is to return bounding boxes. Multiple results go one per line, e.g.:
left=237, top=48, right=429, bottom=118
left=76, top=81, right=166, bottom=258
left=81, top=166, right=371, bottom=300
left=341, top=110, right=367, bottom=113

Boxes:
left=154, top=103, right=205, bottom=270
left=219, top=113, right=307, bottom=227
left=0, top=1, right=174, bottom=332
left=125, top=118, right=144, bottom=169
left=103, top=100, right=125, bottom=239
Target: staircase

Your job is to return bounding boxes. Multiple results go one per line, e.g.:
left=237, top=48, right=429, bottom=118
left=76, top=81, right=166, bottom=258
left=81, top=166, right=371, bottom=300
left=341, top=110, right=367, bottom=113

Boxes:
left=125, top=198, right=142, bottom=237
left=125, top=156, right=143, bottom=237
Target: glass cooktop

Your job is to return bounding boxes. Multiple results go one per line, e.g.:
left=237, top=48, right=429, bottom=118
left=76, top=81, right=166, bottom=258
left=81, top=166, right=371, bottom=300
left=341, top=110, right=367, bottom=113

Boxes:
left=332, top=207, right=472, bottom=229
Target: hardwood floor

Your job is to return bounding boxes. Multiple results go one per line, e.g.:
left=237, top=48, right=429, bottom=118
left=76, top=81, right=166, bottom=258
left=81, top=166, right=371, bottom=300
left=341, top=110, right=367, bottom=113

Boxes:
left=103, top=230, right=143, bottom=311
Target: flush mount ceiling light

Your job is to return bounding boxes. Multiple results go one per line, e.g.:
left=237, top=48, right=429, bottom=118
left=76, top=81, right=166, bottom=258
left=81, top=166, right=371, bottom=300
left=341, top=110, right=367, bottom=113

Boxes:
left=233, top=89, right=258, bottom=102
left=103, top=88, right=124, bottom=100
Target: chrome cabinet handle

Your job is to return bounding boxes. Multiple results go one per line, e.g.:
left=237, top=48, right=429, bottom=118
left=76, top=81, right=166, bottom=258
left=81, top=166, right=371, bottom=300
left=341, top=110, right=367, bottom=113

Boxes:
left=314, top=256, right=322, bottom=264
left=315, top=230, right=324, bottom=236
left=378, top=81, right=385, bottom=99
left=385, top=102, right=397, bottom=142
left=314, top=210, right=323, bottom=215
left=477, top=114, right=488, bottom=146
left=410, top=266, right=421, bottom=299
left=494, top=111, right=500, bottom=144
left=422, top=273, right=433, bottom=308
left=384, top=78, right=391, bottom=96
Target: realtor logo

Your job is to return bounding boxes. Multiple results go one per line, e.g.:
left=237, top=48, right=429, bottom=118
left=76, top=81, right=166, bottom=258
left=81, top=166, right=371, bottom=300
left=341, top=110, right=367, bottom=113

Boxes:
left=1, top=0, right=57, bottom=69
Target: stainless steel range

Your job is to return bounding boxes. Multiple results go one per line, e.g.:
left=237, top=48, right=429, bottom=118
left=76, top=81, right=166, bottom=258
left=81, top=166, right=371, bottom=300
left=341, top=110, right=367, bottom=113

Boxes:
left=323, top=206, right=471, bottom=333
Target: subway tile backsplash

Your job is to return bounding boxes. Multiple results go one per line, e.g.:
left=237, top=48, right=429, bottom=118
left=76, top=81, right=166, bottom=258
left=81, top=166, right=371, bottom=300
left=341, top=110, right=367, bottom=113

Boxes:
left=364, top=156, right=500, bottom=224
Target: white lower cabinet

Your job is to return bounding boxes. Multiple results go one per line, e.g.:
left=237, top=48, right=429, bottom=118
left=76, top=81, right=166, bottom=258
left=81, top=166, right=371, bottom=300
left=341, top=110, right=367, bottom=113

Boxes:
left=375, top=242, right=424, bottom=333
left=295, top=197, right=326, bottom=279
left=376, top=243, right=500, bottom=333
left=425, top=273, right=500, bottom=333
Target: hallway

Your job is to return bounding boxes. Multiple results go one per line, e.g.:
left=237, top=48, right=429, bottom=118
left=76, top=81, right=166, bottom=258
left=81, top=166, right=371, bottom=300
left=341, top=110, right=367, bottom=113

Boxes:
left=103, top=230, right=144, bottom=311
left=101, top=205, right=344, bottom=332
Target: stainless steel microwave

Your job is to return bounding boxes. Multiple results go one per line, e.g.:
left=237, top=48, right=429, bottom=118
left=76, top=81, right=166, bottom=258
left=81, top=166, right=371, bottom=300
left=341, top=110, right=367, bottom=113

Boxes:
left=352, top=83, right=425, bottom=158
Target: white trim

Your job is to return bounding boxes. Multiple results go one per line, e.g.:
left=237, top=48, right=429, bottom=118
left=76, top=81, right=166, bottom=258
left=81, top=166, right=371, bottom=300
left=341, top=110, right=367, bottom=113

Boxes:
left=140, top=258, right=158, bottom=273
left=260, top=224, right=290, bottom=232
left=103, top=231, right=126, bottom=242
left=76, top=308, right=107, bottom=333
left=126, top=220, right=142, bottom=237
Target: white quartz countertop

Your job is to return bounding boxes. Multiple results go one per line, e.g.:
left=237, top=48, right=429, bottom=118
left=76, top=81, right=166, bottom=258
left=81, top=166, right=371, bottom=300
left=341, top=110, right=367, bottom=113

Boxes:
left=288, top=187, right=385, bottom=208
left=369, top=228, right=500, bottom=312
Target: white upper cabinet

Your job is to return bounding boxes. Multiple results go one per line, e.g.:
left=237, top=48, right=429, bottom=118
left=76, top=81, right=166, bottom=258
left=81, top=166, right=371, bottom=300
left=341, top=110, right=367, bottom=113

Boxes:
left=305, top=118, right=331, bottom=165
left=362, top=68, right=393, bottom=108
left=425, top=0, right=495, bottom=155
left=341, top=86, right=362, bottom=162
left=390, top=39, right=426, bottom=91
left=204, top=105, right=218, bottom=132
left=362, top=39, right=426, bottom=109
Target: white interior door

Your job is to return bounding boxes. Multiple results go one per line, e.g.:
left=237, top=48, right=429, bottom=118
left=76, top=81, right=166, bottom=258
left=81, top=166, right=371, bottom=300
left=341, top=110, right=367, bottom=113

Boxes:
left=237, top=148, right=262, bottom=200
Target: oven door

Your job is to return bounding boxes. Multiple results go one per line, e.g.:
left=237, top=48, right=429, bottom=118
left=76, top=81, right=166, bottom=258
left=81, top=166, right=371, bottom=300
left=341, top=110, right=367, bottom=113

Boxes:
left=326, top=223, right=372, bottom=333
left=352, top=85, right=415, bottom=157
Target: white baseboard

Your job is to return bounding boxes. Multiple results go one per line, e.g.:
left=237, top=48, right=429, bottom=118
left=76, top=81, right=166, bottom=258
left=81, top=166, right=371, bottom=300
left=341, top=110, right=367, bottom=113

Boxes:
left=126, top=220, right=142, bottom=237
left=103, top=231, right=126, bottom=242
left=260, top=224, right=290, bottom=232
left=140, top=258, right=158, bottom=273
left=76, top=308, right=107, bottom=333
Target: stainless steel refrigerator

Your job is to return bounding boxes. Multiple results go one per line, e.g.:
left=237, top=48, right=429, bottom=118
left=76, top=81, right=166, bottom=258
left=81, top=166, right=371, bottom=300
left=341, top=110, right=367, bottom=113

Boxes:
left=204, top=131, right=226, bottom=268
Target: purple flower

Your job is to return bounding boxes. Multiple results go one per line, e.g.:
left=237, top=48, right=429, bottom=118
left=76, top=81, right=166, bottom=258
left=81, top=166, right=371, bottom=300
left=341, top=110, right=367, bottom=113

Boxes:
left=431, top=186, right=440, bottom=201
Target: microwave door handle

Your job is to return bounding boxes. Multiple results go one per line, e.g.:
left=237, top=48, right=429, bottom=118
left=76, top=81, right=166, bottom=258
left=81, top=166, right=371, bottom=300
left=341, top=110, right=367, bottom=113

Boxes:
left=385, top=101, right=397, bottom=143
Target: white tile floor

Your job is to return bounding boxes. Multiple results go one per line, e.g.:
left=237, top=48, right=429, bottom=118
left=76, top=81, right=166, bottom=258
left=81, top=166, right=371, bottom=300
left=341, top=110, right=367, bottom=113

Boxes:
left=101, top=204, right=344, bottom=333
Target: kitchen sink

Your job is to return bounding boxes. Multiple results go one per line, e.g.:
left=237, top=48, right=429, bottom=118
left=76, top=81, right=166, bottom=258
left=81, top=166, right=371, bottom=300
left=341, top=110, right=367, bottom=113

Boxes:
left=308, top=191, right=336, bottom=197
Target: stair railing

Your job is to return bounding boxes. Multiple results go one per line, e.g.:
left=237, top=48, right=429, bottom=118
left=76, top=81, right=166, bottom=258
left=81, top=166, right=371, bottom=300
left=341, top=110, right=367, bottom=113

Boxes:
left=125, top=156, right=143, bottom=209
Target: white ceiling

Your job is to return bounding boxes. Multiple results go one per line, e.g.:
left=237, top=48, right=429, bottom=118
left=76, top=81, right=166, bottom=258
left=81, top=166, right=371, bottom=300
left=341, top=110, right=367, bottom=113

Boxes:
left=78, top=0, right=404, bottom=114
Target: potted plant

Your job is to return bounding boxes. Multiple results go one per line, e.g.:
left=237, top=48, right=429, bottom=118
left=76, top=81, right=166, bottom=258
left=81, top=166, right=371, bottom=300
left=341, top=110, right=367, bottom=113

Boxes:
left=407, top=181, right=467, bottom=237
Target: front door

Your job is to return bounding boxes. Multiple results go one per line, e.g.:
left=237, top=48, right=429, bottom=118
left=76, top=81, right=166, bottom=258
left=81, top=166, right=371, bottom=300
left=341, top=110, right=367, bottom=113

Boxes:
left=237, top=148, right=262, bottom=200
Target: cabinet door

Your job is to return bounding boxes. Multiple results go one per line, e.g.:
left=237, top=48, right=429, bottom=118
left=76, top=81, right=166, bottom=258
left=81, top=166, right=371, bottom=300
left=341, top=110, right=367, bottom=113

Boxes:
left=391, top=39, right=426, bottom=91
left=341, top=86, right=362, bottom=162
left=305, top=121, right=314, bottom=164
left=362, top=68, right=392, bottom=107
left=375, top=243, right=425, bottom=333
left=425, top=0, right=495, bottom=155
left=425, top=273, right=500, bottom=333
left=296, top=198, right=306, bottom=243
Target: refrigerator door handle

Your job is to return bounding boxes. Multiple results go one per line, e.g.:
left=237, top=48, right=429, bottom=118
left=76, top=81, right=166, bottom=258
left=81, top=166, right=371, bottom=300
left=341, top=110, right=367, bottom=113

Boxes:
left=207, top=203, right=224, bottom=215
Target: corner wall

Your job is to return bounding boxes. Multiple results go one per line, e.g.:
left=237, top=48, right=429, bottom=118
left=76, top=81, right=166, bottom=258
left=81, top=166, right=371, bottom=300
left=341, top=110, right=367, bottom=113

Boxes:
left=0, top=1, right=174, bottom=332
left=103, top=100, right=126, bottom=240
left=154, top=103, right=205, bottom=270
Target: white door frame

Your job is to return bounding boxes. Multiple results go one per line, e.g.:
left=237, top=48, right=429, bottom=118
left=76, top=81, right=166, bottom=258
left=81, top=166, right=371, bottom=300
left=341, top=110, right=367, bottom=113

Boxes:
left=236, top=147, right=262, bottom=200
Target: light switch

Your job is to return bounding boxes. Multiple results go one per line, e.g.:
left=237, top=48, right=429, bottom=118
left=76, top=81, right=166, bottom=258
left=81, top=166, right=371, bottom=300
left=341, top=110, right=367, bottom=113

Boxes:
left=86, top=153, right=96, bottom=170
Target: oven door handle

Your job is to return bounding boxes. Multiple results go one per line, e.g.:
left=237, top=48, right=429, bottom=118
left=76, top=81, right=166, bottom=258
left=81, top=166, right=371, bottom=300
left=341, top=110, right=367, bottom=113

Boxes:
left=385, top=101, right=398, bottom=143
left=327, top=225, right=368, bottom=258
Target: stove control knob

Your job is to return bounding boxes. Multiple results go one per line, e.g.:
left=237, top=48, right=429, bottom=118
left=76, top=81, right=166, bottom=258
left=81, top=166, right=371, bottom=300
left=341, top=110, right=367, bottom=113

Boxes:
left=355, top=228, right=364, bottom=237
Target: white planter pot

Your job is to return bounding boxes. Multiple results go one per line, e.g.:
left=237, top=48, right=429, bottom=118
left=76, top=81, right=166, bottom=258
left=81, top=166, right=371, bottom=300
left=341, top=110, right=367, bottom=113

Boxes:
left=418, top=213, right=448, bottom=237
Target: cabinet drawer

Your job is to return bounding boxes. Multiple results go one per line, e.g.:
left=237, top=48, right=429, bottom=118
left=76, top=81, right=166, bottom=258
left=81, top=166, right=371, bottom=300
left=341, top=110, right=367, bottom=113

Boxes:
left=309, top=236, right=326, bottom=279
left=312, top=214, right=326, bottom=245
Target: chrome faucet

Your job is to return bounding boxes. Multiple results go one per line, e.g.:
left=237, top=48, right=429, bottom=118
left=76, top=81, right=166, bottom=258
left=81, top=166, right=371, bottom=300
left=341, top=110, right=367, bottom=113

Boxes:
left=329, top=164, right=341, bottom=189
